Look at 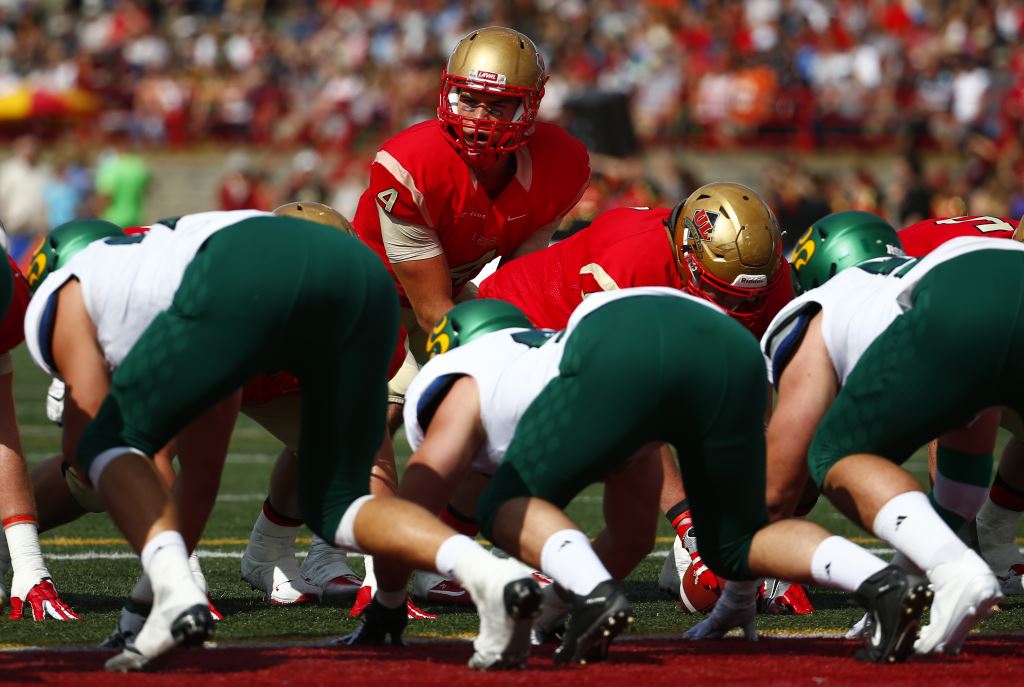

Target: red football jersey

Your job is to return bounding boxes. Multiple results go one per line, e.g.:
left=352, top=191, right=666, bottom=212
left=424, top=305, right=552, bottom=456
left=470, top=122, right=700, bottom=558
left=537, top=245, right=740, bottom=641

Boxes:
left=899, top=216, right=1018, bottom=257
left=478, top=206, right=794, bottom=338
left=0, top=256, right=29, bottom=354
left=353, top=120, right=589, bottom=305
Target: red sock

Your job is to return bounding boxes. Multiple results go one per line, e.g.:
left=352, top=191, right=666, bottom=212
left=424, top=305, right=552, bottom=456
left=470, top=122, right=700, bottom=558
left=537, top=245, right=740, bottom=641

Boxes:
left=440, top=505, right=479, bottom=537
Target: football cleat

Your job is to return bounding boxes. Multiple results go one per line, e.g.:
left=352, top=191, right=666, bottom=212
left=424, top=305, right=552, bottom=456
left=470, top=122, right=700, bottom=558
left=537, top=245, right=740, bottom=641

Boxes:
left=240, top=552, right=321, bottom=605
left=105, top=604, right=214, bottom=672
left=852, top=565, right=931, bottom=663
left=975, top=500, right=1024, bottom=595
left=758, top=579, right=815, bottom=615
left=105, top=576, right=212, bottom=673
left=683, top=580, right=758, bottom=641
left=915, top=549, right=1002, bottom=655
left=554, top=580, right=633, bottom=665
left=100, top=601, right=150, bottom=649
left=8, top=577, right=80, bottom=621
left=996, top=563, right=1024, bottom=596
left=300, top=535, right=362, bottom=599
left=463, top=559, right=543, bottom=670
left=531, top=583, right=570, bottom=646
left=412, top=571, right=473, bottom=606
left=338, top=598, right=408, bottom=646
left=348, top=584, right=437, bottom=620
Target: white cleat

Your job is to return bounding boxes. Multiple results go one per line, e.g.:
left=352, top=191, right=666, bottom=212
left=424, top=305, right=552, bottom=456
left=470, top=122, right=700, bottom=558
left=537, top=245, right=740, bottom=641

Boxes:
left=915, top=549, right=1002, bottom=655
left=241, top=534, right=321, bottom=605
left=657, top=535, right=688, bottom=598
left=241, top=554, right=321, bottom=605
left=300, top=535, right=361, bottom=599
left=105, top=582, right=213, bottom=672
left=412, top=571, right=473, bottom=605
left=995, top=564, right=1024, bottom=597
left=461, top=556, right=542, bottom=670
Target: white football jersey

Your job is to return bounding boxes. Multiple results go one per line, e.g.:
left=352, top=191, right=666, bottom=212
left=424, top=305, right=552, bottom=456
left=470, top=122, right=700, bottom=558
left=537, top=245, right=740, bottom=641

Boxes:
left=761, top=235, right=1024, bottom=387
left=404, top=286, right=722, bottom=473
left=25, top=210, right=271, bottom=377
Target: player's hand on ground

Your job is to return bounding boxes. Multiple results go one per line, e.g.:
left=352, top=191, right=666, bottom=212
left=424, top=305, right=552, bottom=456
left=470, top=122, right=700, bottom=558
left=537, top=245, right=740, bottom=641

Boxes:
left=683, top=581, right=756, bottom=641
left=9, top=576, right=80, bottom=621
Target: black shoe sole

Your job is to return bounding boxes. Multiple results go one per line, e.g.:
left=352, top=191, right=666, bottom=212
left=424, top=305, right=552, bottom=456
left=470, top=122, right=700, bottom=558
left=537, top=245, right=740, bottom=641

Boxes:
left=857, top=582, right=933, bottom=663
left=555, top=594, right=634, bottom=665
left=504, top=577, right=543, bottom=620
left=170, top=604, right=215, bottom=648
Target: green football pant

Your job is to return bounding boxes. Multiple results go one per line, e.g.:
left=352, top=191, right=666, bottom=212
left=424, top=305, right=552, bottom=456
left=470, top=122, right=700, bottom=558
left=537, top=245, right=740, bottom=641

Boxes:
left=478, top=295, right=770, bottom=581
left=77, top=217, right=399, bottom=543
left=809, top=249, right=1024, bottom=484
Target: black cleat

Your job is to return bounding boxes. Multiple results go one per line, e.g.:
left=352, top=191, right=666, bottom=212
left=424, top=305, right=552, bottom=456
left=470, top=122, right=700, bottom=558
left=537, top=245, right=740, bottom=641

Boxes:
left=338, top=598, right=408, bottom=646
left=554, top=580, right=634, bottom=665
left=170, top=604, right=216, bottom=648
left=852, top=565, right=933, bottom=663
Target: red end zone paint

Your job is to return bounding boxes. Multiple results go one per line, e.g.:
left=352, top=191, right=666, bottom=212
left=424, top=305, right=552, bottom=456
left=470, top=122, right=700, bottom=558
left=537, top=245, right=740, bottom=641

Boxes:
left=3, top=638, right=1022, bottom=686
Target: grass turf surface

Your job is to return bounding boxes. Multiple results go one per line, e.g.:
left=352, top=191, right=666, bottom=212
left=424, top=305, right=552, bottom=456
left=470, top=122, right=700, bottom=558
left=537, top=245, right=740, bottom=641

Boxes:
left=3, top=345, right=1023, bottom=648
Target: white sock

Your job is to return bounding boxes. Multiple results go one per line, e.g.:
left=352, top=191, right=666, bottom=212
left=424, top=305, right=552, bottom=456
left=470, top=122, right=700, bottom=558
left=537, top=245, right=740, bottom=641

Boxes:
left=539, top=529, right=611, bottom=597
left=434, top=534, right=480, bottom=580
left=933, top=471, right=988, bottom=521
left=250, top=511, right=300, bottom=549
left=140, top=531, right=195, bottom=598
left=4, top=521, right=48, bottom=579
left=810, top=535, right=888, bottom=592
left=872, top=491, right=966, bottom=572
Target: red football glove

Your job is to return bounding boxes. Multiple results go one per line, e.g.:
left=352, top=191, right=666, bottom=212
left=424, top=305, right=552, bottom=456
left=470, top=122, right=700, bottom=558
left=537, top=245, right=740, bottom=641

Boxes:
left=681, top=516, right=721, bottom=593
left=9, top=578, right=81, bottom=621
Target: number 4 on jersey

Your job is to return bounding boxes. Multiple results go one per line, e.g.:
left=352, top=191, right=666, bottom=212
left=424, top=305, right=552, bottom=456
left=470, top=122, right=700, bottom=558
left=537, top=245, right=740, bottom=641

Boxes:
left=377, top=188, right=398, bottom=214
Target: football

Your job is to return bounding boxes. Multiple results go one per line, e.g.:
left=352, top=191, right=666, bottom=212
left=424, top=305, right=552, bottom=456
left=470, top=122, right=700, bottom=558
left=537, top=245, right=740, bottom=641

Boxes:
left=679, top=561, right=723, bottom=614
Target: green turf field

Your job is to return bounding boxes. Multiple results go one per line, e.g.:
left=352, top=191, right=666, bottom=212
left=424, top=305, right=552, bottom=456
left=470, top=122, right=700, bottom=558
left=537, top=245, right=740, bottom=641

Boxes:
left=2, top=345, right=1022, bottom=648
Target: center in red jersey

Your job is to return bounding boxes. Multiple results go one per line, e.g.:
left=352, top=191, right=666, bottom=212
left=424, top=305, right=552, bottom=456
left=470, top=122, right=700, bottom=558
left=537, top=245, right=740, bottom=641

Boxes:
left=353, top=120, right=590, bottom=305
left=478, top=206, right=794, bottom=339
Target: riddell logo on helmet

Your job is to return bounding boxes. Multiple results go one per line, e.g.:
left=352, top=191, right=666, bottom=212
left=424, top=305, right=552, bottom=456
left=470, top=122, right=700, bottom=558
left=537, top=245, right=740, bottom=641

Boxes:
left=734, top=274, right=768, bottom=287
left=468, top=69, right=507, bottom=85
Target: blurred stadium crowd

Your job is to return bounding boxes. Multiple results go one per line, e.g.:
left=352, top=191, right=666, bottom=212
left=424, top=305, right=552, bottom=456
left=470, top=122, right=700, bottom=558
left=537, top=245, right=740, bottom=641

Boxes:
left=0, top=0, right=1023, bottom=255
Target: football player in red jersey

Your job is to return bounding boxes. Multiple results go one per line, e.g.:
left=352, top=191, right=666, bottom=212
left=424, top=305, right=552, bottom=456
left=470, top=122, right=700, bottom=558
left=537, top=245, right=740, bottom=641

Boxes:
left=477, top=182, right=812, bottom=615
left=896, top=215, right=1024, bottom=596
left=351, top=25, right=589, bottom=605
left=0, top=246, right=78, bottom=621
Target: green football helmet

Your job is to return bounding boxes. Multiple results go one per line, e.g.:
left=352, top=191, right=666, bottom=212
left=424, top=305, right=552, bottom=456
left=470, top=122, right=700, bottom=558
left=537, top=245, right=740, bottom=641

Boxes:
left=789, top=211, right=904, bottom=294
left=26, top=219, right=122, bottom=293
left=426, top=299, right=533, bottom=358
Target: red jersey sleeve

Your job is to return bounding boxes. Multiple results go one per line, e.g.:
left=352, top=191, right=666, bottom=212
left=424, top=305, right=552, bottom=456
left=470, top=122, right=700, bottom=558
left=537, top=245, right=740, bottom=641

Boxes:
left=748, top=261, right=795, bottom=339
left=899, top=216, right=1018, bottom=257
left=0, top=257, right=29, bottom=354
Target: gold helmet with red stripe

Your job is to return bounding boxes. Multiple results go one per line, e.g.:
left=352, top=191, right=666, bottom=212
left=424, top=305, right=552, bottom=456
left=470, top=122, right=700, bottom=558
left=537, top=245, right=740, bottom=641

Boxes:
left=667, top=182, right=784, bottom=327
left=437, top=26, right=547, bottom=167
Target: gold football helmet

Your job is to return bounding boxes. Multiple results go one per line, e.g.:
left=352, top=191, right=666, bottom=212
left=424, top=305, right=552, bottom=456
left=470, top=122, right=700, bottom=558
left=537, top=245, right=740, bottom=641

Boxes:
left=668, top=182, right=784, bottom=326
left=273, top=201, right=355, bottom=237
left=1013, top=214, right=1024, bottom=242
left=437, top=26, right=547, bottom=167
